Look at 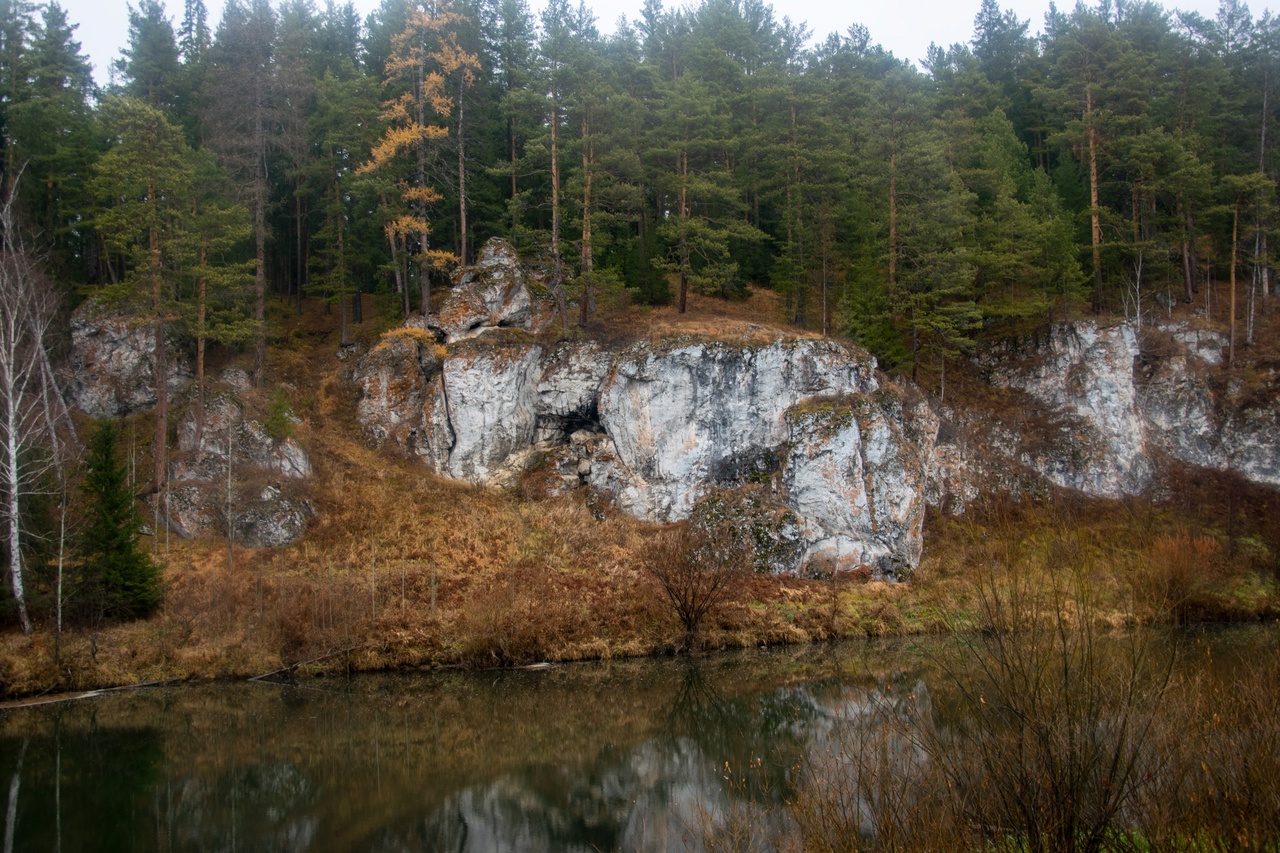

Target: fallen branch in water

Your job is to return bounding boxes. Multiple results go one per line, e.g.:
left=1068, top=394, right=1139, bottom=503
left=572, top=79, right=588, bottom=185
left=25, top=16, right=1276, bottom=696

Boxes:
left=248, top=647, right=360, bottom=682
left=0, top=677, right=184, bottom=709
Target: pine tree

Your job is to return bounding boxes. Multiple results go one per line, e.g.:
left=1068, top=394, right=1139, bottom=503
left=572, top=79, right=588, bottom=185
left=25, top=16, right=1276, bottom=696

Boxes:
left=203, top=0, right=278, bottom=385
left=114, top=0, right=182, bottom=111
left=80, top=421, right=159, bottom=621
left=7, top=2, right=97, bottom=277
left=90, top=96, right=195, bottom=508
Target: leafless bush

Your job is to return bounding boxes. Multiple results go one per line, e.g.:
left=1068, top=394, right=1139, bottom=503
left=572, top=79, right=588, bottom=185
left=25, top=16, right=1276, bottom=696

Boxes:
left=1132, top=649, right=1280, bottom=849
left=645, top=518, right=750, bottom=651
left=1130, top=530, right=1230, bottom=623
left=924, top=564, right=1176, bottom=853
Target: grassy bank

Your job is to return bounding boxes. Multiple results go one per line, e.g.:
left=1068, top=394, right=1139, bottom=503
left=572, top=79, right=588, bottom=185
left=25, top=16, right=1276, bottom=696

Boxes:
left=2, top=466, right=1275, bottom=698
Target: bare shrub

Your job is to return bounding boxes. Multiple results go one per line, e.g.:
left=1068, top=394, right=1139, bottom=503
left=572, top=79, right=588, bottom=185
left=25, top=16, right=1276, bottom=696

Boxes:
left=645, top=518, right=750, bottom=650
left=1133, top=648, right=1280, bottom=849
left=1133, top=530, right=1228, bottom=622
left=926, top=564, right=1176, bottom=853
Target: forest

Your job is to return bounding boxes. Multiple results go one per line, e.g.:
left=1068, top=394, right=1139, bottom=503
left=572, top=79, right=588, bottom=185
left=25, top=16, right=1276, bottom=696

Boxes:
left=2, top=0, right=1277, bottom=379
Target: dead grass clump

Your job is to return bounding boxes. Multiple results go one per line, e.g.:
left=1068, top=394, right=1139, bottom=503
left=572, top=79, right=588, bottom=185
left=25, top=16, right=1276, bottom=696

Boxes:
left=1131, top=643, right=1280, bottom=849
left=1130, top=530, right=1230, bottom=622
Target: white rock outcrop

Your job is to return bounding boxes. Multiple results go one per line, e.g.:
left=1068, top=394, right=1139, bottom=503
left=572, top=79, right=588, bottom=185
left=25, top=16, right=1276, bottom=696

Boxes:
left=356, top=329, right=930, bottom=576
left=597, top=340, right=878, bottom=521
left=355, top=243, right=1280, bottom=578
left=783, top=395, right=933, bottom=578
left=972, top=320, right=1280, bottom=495
left=434, top=238, right=533, bottom=343
left=167, top=391, right=313, bottom=546
left=985, top=322, right=1151, bottom=497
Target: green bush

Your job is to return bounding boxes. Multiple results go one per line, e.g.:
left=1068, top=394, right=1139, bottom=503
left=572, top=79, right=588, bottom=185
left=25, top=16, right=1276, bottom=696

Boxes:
left=263, top=388, right=293, bottom=441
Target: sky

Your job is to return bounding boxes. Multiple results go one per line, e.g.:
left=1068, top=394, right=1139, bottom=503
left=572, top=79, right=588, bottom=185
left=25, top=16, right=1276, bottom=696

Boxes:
left=62, top=0, right=1266, bottom=87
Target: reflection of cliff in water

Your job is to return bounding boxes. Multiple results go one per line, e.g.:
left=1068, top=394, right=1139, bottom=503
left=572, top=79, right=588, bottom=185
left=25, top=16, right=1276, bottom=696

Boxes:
left=0, top=643, right=937, bottom=851
left=344, top=663, right=930, bottom=852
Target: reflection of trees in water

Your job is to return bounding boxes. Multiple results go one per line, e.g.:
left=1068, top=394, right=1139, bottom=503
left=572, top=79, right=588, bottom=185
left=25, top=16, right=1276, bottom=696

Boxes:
left=358, top=662, right=826, bottom=852
left=795, top=674, right=937, bottom=845
left=0, top=647, right=935, bottom=852
left=0, top=716, right=166, bottom=851
left=665, top=661, right=817, bottom=804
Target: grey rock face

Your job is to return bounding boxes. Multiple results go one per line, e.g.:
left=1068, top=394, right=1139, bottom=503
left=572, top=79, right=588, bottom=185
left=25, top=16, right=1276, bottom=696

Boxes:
left=355, top=329, right=932, bottom=576
left=165, top=390, right=313, bottom=546
left=536, top=342, right=612, bottom=444
left=984, top=322, right=1151, bottom=497
left=435, top=238, right=533, bottom=342
left=67, top=301, right=191, bottom=417
left=958, top=319, right=1280, bottom=499
left=440, top=342, right=544, bottom=483
left=597, top=339, right=878, bottom=521
left=783, top=394, right=931, bottom=578
left=233, top=485, right=314, bottom=549
left=1137, top=354, right=1220, bottom=467
left=353, top=329, right=444, bottom=460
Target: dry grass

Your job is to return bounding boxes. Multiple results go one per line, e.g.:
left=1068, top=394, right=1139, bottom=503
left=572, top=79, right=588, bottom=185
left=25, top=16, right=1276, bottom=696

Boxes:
left=587, top=283, right=814, bottom=349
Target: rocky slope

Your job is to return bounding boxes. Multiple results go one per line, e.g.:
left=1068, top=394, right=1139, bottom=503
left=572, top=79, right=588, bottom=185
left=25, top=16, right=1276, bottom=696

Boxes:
left=354, top=240, right=1280, bottom=579
left=354, top=240, right=936, bottom=578
left=67, top=238, right=1280, bottom=578
left=964, top=319, right=1280, bottom=497
left=66, top=300, right=315, bottom=548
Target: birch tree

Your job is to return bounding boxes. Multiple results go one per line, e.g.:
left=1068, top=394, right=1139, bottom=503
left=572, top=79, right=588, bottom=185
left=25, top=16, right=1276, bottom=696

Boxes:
left=0, top=190, right=71, bottom=634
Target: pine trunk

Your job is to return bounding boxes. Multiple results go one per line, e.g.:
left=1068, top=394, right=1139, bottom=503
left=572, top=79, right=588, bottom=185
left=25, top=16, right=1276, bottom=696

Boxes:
left=579, top=110, right=593, bottom=326
left=678, top=148, right=689, bottom=315
left=150, top=180, right=167, bottom=502
left=457, top=77, right=468, bottom=265
left=417, top=50, right=431, bottom=318
left=1087, top=83, right=1103, bottom=314
left=550, top=100, right=561, bottom=271
left=888, top=151, right=897, bottom=297
left=1230, top=198, right=1239, bottom=365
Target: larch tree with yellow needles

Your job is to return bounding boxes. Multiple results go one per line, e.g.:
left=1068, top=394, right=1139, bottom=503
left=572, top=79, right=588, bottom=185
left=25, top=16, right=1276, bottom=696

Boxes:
left=360, top=0, right=476, bottom=318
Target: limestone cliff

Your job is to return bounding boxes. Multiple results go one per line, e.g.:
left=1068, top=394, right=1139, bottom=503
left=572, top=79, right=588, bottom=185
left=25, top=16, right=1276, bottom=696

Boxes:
left=355, top=243, right=1280, bottom=579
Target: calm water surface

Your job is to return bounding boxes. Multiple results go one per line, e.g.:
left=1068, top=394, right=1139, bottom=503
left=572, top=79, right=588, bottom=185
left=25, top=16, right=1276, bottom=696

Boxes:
left=0, top=626, right=1272, bottom=852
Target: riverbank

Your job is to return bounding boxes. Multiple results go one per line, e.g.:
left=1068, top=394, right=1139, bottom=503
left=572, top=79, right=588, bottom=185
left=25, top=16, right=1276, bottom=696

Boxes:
left=2, top=619, right=1277, bottom=850
left=3, top=471, right=1276, bottom=699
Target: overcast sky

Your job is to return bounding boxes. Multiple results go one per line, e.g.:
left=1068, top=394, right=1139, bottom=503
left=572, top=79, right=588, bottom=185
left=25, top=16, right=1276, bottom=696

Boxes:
left=62, top=0, right=1265, bottom=87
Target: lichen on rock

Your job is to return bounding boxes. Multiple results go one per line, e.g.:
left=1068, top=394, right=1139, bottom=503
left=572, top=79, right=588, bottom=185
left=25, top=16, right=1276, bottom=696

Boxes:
left=66, top=299, right=191, bottom=418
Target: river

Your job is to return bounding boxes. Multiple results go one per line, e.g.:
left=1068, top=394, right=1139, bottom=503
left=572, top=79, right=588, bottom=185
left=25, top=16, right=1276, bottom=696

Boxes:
left=0, top=625, right=1274, bottom=851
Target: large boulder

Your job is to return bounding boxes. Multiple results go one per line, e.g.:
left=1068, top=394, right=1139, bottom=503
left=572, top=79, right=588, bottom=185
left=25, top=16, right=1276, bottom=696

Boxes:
left=353, top=328, right=446, bottom=462
left=782, top=393, right=933, bottom=578
left=435, top=238, right=533, bottom=342
left=66, top=301, right=191, bottom=417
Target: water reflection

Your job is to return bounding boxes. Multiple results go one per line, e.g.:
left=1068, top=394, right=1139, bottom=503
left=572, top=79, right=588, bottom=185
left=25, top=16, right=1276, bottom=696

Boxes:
left=0, top=628, right=1268, bottom=851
